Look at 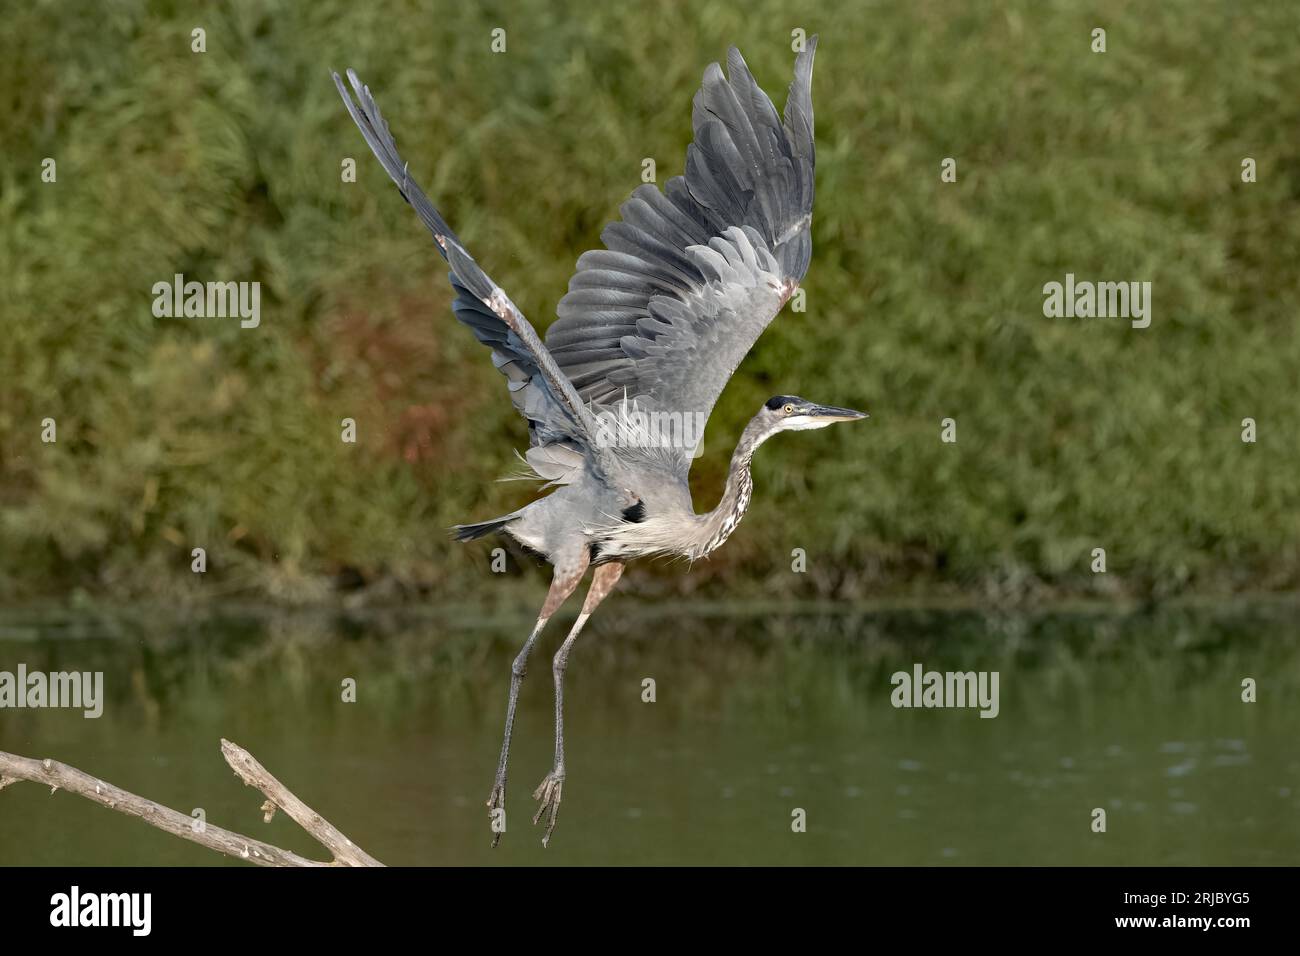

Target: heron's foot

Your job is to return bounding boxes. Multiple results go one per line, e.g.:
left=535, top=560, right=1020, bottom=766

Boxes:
left=531, top=768, right=565, bottom=847
left=486, top=779, right=507, bottom=848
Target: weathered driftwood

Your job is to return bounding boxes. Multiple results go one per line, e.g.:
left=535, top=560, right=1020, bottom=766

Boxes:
left=0, top=739, right=382, bottom=867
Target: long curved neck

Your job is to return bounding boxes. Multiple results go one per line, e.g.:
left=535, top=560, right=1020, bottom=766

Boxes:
left=696, top=416, right=771, bottom=557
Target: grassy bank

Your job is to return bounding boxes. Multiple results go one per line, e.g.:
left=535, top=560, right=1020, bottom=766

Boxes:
left=1, top=0, right=1297, bottom=605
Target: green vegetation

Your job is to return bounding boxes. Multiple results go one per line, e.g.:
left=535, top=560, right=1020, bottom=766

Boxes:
left=1, top=1, right=1297, bottom=605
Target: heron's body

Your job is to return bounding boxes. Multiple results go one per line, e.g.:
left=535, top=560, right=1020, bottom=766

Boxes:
left=463, top=409, right=759, bottom=565
left=335, top=37, right=866, bottom=846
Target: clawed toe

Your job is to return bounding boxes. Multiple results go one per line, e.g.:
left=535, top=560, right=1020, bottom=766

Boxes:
left=531, top=770, right=565, bottom=847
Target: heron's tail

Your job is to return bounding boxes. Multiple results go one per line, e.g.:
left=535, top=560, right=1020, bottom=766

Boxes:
left=451, top=515, right=514, bottom=542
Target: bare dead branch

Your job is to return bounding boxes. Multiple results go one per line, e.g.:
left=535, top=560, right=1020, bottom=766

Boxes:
left=0, top=741, right=383, bottom=867
left=219, top=738, right=382, bottom=867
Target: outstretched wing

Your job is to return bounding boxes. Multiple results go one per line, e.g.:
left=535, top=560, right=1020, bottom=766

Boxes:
left=333, top=69, right=597, bottom=475
left=545, top=40, right=818, bottom=469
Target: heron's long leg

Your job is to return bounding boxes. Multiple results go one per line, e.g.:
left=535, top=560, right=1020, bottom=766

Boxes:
left=532, top=560, right=625, bottom=847
left=486, top=553, right=589, bottom=847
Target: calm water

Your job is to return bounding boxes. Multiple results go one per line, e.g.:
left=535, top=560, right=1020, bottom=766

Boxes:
left=0, top=603, right=1296, bottom=865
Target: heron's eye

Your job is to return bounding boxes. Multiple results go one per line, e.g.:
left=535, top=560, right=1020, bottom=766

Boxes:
left=783, top=403, right=795, bottom=415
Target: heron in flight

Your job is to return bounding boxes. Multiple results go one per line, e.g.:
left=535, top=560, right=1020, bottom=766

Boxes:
left=334, top=36, right=865, bottom=847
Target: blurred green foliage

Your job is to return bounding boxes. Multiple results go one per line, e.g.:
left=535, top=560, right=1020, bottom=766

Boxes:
left=1, top=0, right=1297, bottom=605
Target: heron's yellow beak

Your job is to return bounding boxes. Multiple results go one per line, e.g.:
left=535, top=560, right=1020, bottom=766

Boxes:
left=806, top=404, right=869, bottom=423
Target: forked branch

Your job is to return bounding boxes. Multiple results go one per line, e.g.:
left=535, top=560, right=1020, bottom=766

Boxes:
left=0, top=739, right=382, bottom=867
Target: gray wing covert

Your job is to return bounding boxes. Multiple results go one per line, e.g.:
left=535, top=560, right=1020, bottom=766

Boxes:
left=333, top=69, right=596, bottom=475
left=544, top=40, right=818, bottom=471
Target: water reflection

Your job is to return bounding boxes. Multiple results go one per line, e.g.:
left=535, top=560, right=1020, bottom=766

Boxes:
left=0, top=603, right=1296, bottom=865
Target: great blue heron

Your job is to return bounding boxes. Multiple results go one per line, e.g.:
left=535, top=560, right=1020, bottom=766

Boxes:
left=334, top=36, right=865, bottom=847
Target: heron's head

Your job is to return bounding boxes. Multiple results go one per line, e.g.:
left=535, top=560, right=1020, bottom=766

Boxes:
left=760, top=395, right=869, bottom=436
